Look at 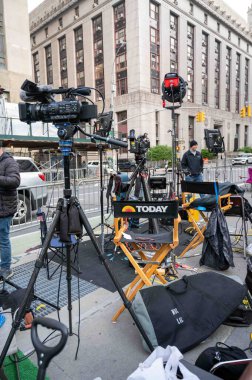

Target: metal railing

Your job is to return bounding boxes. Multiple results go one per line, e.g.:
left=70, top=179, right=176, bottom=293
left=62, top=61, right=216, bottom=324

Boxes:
left=11, top=176, right=110, bottom=233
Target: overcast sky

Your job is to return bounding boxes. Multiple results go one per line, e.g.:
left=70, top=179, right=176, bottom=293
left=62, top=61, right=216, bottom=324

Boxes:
left=27, top=0, right=252, bottom=20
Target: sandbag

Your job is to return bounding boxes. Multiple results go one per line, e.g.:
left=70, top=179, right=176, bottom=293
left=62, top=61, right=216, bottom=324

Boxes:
left=132, top=272, right=246, bottom=353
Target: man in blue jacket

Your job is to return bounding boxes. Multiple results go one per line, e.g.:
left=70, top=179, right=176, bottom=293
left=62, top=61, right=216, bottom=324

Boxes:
left=181, top=140, right=204, bottom=182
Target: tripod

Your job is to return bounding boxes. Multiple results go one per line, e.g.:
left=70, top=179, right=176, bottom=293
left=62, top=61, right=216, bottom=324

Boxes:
left=124, top=155, right=159, bottom=234
left=0, top=126, right=154, bottom=368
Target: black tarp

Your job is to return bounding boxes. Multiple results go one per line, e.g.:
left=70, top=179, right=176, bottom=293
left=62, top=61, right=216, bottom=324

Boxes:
left=200, top=204, right=234, bottom=270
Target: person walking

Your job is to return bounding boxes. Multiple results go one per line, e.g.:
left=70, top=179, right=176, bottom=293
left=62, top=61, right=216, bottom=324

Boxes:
left=0, top=142, right=20, bottom=280
left=181, top=140, right=204, bottom=182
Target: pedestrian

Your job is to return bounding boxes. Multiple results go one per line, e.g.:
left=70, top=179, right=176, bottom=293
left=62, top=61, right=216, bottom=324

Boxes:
left=0, top=142, right=20, bottom=280
left=181, top=140, right=204, bottom=183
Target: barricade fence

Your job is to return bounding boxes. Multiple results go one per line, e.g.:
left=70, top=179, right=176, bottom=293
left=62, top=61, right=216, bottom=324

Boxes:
left=12, top=164, right=250, bottom=232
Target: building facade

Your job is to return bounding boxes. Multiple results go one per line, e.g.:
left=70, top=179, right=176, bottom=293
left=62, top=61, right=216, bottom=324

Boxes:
left=0, top=0, right=32, bottom=103
left=29, top=0, right=252, bottom=154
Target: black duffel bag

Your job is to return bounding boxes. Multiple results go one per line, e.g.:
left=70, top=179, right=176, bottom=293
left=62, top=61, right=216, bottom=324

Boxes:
left=195, top=342, right=248, bottom=380
left=132, top=272, right=246, bottom=352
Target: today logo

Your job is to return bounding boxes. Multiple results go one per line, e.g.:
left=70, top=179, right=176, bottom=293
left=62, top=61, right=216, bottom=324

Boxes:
left=122, top=205, right=168, bottom=213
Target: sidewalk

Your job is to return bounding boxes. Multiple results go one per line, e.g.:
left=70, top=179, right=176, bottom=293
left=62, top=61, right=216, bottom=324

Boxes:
left=4, top=215, right=252, bottom=379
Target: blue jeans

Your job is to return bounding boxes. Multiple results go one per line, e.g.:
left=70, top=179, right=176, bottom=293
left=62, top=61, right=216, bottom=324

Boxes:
left=0, top=216, right=12, bottom=270
left=185, top=174, right=204, bottom=198
left=185, top=174, right=203, bottom=183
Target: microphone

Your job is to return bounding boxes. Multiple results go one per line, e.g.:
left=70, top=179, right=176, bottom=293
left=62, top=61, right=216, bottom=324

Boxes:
left=92, top=134, right=128, bottom=148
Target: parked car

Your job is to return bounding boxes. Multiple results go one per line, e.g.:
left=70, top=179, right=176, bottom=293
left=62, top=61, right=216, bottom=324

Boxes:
left=87, top=160, right=114, bottom=174
left=118, top=159, right=136, bottom=172
left=13, top=157, right=48, bottom=224
left=231, top=153, right=252, bottom=166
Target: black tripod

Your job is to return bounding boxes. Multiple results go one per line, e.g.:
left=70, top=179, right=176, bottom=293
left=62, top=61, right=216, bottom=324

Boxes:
left=0, top=125, right=154, bottom=369
left=124, top=155, right=159, bottom=234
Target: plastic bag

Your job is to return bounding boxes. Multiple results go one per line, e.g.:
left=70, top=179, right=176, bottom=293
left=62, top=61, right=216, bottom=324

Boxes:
left=127, top=346, right=199, bottom=380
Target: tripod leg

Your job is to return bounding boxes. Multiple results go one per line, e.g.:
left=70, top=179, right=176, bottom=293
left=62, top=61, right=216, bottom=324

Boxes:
left=66, top=243, right=73, bottom=335
left=77, top=204, right=154, bottom=352
left=141, top=176, right=159, bottom=234
left=0, top=208, right=61, bottom=368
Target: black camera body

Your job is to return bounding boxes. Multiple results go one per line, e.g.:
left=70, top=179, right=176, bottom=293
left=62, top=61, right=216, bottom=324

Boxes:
left=19, top=100, right=97, bottom=124
left=18, top=79, right=97, bottom=124
left=129, top=129, right=150, bottom=155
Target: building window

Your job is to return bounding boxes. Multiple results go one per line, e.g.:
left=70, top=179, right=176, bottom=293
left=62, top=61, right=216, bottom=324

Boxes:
left=235, top=53, right=240, bottom=113
left=217, top=22, right=220, bottom=32
left=202, top=32, right=208, bottom=105
left=59, top=36, right=67, bottom=88
left=187, top=23, right=194, bottom=102
left=93, top=15, right=104, bottom=99
left=189, top=2, right=193, bottom=15
left=32, top=35, right=36, bottom=45
left=225, top=47, right=231, bottom=111
left=170, top=13, right=178, bottom=72
left=238, top=37, right=240, bottom=47
left=150, top=1, right=160, bottom=94
left=33, top=52, right=40, bottom=84
left=214, top=40, right=220, bottom=109
left=247, top=43, right=249, bottom=53
left=117, top=111, right=128, bottom=153
left=74, top=26, right=84, bottom=86
left=58, top=17, right=63, bottom=29
left=45, top=45, right=53, bottom=85
left=204, top=13, right=208, bottom=25
left=245, top=126, right=248, bottom=147
left=114, top=1, right=127, bottom=96
left=234, top=124, right=240, bottom=151
left=155, top=111, right=159, bottom=145
left=245, top=58, right=249, bottom=103
left=45, top=27, right=48, bottom=38
left=74, top=6, right=79, bottom=18
left=228, top=30, right=231, bottom=40
left=188, top=116, right=194, bottom=141
left=0, top=0, right=6, bottom=69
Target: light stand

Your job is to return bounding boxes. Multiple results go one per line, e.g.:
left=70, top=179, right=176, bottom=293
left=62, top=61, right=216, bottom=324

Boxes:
left=162, top=73, right=187, bottom=198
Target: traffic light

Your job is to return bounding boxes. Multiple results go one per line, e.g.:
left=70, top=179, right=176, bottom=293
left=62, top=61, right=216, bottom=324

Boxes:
left=240, top=107, right=246, bottom=118
left=247, top=105, right=251, bottom=118
left=196, top=112, right=205, bottom=122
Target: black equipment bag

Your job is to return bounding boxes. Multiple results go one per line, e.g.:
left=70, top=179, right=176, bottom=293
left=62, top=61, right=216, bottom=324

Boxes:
left=200, top=204, right=234, bottom=271
left=195, top=343, right=248, bottom=380
left=224, top=295, right=252, bottom=327
left=68, top=197, right=82, bottom=237
left=132, top=272, right=246, bottom=353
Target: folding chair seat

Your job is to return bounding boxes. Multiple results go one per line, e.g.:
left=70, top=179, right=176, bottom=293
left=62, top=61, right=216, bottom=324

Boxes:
left=112, top=200, right=179, bottom=321
left=44, top=234, right=80, bottom=280
left=180, top=181, right=232, bottom=257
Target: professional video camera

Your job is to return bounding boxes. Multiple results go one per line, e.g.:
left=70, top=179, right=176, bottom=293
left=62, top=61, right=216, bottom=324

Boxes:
left=204, top=129, right=225, bottom=154
left=18, top=79, right=97, bottom=124
left=128, top=129, right=150, bottom=157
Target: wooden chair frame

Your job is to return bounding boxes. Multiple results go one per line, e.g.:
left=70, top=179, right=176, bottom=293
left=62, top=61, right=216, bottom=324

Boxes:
left=112, top=201, right=180, bottom=321
left=180, top=181, right=232, bottom=257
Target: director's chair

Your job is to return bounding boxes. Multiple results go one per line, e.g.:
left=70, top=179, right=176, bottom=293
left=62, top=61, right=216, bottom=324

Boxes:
left=112, top=200, right=180, bottom=321
left=180, top=181, right=232, bottom=257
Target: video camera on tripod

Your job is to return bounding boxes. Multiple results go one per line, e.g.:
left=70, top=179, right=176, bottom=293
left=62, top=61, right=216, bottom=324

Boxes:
left=128, top=129, right=150, bottom=158
left=19, top=79, right=98, bottom=125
